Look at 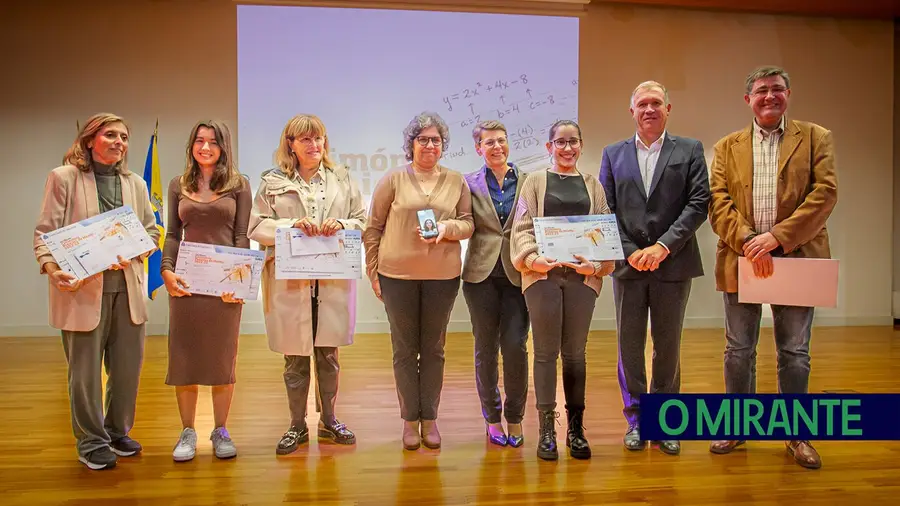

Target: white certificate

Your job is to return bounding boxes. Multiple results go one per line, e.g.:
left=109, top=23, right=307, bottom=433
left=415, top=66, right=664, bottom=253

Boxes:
left=275, top=228, right=362, bottom=280
left=39, top=205, right=157, bottom=280
left=174, top=241, right=266, bottom=300
left=290, top=232, right=341, bottom=256
left=533, top=214, right=625, bottom=262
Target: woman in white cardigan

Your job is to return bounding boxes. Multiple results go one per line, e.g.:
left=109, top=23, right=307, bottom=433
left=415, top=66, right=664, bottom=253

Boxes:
left=248, top=114, right=367, bottom=455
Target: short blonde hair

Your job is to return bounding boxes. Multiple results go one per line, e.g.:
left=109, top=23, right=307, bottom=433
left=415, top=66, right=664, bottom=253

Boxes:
left=63, top=113, right=130, bottom=173
left=275, top=114, right=336, bottom=178
left=472, top=120, right=507, bottom=143
left=630, top=80, right=669, bottom=108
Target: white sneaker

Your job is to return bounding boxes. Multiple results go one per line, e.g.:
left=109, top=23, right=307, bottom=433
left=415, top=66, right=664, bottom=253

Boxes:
left=173, top=427, right=197, bottom=462
left=211, top=427, right=237, bottom=459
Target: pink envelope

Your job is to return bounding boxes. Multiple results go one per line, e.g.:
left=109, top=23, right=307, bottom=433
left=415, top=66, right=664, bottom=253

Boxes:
left=738, top=257, right=839, bottom=308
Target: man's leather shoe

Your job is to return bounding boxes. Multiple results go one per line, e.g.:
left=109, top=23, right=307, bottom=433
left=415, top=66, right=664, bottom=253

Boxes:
left=709, top=440, right=745, bottom=454
left=786, top=440, right=821, bottom=469
left=656, top=440, right=680, bottom=455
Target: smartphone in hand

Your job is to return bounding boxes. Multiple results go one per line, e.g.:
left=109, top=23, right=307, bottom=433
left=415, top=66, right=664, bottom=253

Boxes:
left=417, top=209, right=439, bottom=239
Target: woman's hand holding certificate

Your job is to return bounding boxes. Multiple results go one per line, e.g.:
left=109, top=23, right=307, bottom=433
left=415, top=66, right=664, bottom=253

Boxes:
left=560, top=254, right=597, bottom=276
left=162, top=270, right=192, bottom=297
left=531, top=256, right=560, bottom=273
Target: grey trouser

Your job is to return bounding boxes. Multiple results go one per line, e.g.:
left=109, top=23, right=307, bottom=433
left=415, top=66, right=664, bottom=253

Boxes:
left=61, top=291, right=145, bottom=457
left=379, top=274, right=460, bottom=421
left=462, top=275, right=529, bottom=424
left=284, top=281, right=340, bottom=427
left=613, top=277, right=692, bottom=426
left=723, top=292, right=814, bottom=395
left=523, top=268, right=597, bottom=413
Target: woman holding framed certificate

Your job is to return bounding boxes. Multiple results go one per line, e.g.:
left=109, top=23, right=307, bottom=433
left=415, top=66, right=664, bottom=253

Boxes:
left=510, top=119, right=615, bottom=461
left=248, top=114, right=367, bottom=455
left=160, top=120, right=252, bottom=462
left=33, top=113, right=161, bottom=470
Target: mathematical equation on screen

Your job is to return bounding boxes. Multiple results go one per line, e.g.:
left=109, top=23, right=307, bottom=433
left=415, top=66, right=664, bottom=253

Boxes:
left=436, top=74, right=579, bottom=172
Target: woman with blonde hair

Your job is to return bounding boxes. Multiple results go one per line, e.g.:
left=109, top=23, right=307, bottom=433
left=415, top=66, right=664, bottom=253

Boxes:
left=249, top=114, right=367, bottom=455
left=161, top=120, right=252, bottom=462
left=33, top=113, right=160, bottom=470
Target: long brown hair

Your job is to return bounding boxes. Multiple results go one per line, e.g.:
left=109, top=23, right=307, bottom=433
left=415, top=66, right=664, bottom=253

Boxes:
left=180, top=120, right=243, bottom=194
left=63, top=113, right=130, bottom=173
left=275, top=114, right=336, bottom=179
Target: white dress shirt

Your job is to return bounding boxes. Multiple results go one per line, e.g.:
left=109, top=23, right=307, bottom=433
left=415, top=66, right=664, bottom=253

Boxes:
left=636, top=130, right=666, bottom=195
left=635, top=131, right=669, bottom=253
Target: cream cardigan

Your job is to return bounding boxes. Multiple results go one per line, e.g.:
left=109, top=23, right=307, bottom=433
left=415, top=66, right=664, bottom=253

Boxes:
left=510, top=169, right=615, bottom=294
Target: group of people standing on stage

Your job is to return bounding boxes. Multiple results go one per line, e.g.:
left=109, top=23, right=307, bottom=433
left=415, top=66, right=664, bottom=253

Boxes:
left=33, top=65, right=837, bottom=471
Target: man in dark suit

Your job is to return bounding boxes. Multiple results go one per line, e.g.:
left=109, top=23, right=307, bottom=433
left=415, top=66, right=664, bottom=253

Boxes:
left=599, top=81, right=710, bottom=455
left=462, top=120, right=529, bottom=448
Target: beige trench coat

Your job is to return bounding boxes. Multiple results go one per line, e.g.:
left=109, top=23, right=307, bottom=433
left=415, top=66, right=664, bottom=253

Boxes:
left=248, top=165, right=367, bottom=356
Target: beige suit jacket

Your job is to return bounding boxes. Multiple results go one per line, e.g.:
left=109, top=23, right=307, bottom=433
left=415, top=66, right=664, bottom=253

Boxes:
left=33, top=165, right=161, bottom=331
left=709, top=119, right=838, bottom=293
left=462, top=167, right=526, bottom=286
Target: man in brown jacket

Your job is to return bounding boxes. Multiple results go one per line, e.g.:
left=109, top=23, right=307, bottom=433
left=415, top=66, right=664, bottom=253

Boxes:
left=708, top=66, right=837, bottom=469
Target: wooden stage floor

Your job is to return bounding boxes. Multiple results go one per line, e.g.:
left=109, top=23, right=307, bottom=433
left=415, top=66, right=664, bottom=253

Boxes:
left=1, top=326, right=899, bottom=505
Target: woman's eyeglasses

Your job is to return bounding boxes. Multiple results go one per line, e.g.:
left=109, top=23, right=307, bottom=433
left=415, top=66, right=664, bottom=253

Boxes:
left=416, top=136, right=443, bottom=147
left=552, top=138, right=581, bottom=149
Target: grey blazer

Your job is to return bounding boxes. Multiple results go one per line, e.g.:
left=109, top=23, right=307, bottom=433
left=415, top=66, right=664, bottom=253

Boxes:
left=462, top=165, right=527, bottom=286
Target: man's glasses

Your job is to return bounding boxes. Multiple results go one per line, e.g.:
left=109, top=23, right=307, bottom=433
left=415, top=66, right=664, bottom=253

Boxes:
left=751, top=86, right=788, bottom=97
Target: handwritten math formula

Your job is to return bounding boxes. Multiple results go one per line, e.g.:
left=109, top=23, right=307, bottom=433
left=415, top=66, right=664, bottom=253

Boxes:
left=439, top=74, right=578, bottom=173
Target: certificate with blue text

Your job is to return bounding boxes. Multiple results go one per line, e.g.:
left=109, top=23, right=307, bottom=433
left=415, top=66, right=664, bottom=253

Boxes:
left=275, top=228, right=362, bottom=280
left=174, top=241, right=266, bottom=300
left=533, top=214, right=625, bottom=262
left=39, top=205, right=157, bottom=280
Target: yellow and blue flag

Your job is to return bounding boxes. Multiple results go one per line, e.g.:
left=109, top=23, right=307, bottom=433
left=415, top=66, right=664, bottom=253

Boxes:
left=142, top=120, right=166, bottom=299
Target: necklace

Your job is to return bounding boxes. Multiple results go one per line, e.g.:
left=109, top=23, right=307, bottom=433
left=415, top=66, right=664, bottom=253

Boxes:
left=550, top=167, right=579, bottom=178
left=412, top=164, right=439, bottom=183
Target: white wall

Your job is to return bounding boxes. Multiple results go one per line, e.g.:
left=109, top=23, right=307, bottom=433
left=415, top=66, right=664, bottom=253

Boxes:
left=0, top=0, right=893, bottom=337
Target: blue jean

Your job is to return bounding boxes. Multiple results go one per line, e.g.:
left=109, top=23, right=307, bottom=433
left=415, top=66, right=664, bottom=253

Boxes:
left=723, top=292, right=814, bottom=395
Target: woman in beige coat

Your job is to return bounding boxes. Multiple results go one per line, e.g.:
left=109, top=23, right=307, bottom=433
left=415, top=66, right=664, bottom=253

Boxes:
left=248, top=114, right=367, bottom=455
left=33, top=113, right=160, bottom=470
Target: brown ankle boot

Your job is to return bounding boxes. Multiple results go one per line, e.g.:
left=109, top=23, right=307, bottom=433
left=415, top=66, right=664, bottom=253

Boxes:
left=402, top=421, right=420, bottom=450
left=421, top=420, right=441, bottom=449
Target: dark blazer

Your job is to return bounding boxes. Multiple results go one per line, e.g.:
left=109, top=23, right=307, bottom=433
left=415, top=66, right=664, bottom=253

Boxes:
left=599, top=133, right=710, bottom=281
left=462, top=165, right=526, bottom=286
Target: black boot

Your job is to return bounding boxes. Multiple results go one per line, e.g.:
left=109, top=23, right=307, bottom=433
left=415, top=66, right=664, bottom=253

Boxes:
left=566, top=407, right=591, bottom=459
left=537, top=410, right=558, bottom=461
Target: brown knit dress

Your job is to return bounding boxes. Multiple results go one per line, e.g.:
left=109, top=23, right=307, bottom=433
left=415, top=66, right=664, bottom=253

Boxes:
left=162, top=176, right=252, bottom=386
